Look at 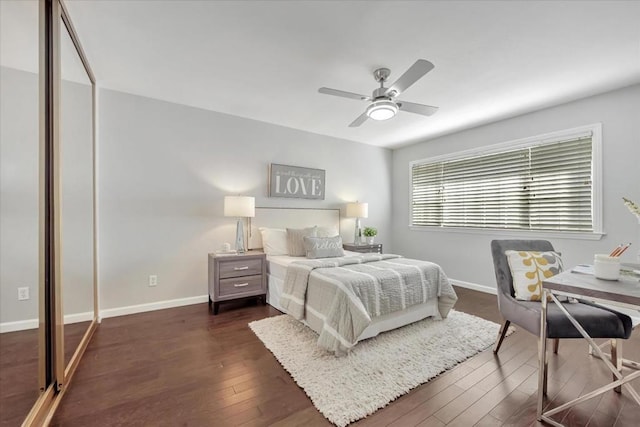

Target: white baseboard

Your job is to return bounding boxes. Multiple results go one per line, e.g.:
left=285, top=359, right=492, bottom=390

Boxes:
left=65, top=311, right=94, bottom=324
left=2, top=283, right=492, bottom=332
left=450, top=279, right=497, bottom=295
left=1, top=311, right=95, bottom=333
left=2, top=296, right=209, bottom=333
left=99, top=295, right=209, bottom=319
left=0, top=318, right=38, bottom=333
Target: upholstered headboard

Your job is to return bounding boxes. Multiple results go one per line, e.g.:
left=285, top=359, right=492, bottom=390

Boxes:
left=248, top=207, right=340, bottom=250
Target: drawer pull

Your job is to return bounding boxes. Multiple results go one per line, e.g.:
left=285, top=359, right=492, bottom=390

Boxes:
left=234, top=283, right=249, bottom=288
left=233, top=266, right=249, bottom=271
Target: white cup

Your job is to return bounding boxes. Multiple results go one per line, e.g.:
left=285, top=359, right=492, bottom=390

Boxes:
left=221, top=242, right=231, bottom=252
left=593, top=254, right=621, bottom=280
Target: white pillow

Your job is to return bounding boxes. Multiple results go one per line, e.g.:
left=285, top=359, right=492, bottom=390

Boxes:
left=317, top=226, right=339, bottom=238
left=258, top=227, right=288, bottom=255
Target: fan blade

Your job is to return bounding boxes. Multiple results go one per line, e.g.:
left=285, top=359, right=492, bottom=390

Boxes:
left=385, top=59, right=434, bottom=97
left=348, top=111, right=369, bottom=127
left=397, top=101, right=439, bottom=116
left=318, top=87, right=371, bottom=101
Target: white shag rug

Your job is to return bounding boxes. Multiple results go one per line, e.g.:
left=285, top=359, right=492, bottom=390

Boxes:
left=249, top=310, right=505, bottom=426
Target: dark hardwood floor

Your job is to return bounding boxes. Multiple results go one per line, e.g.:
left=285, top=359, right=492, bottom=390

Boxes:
left=38, top=287, right=640, bottom=426
left=0, top=321, right=91, bottom=427
left=0, top=328, right=39, bottom=427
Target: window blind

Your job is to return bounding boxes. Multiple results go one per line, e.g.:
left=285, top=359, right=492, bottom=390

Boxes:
left=411, top=135, right=593, bottom=232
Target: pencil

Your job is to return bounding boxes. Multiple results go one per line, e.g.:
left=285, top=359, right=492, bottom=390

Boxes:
left=616, top=243, right=632, bottom=257
left=610, top=244, right=623, bottom=257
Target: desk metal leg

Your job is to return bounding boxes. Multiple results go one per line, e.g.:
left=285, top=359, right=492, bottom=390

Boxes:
left=537, top=289, right=549, bottom=421
left=590, top=340, right=640, bottom=370
left=539, top=292, right=640, bottom=427
left=612, top=339, right=622, bottom=393
left=547, top=293, right=640, bottom=402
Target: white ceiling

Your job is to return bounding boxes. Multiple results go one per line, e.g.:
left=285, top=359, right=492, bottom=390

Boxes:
left=6, top=1, right=640, bottom=148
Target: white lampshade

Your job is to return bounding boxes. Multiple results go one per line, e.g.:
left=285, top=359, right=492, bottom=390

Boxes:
left=224, top=196, right=255, bottom=218
left=346, top=202, right=368, bottom=218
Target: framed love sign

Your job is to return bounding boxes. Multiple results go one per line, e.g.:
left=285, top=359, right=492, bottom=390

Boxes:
left=269, top=163, right=325, bottom=200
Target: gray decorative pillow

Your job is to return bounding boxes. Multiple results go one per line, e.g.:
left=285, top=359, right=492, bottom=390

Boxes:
left=286, top=226, right=317, bottom=256
left=303, top=235, right=345, bottom=259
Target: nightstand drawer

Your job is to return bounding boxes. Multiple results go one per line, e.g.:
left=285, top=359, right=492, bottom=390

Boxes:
left=219, top=258, right=263, bottom=279
left=219, top=274, right=263, bottom=297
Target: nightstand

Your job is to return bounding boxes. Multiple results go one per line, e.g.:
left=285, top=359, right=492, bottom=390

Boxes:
left=208, top=251, right=267, bottom=315
left=343, top=243, right=383, bottom=254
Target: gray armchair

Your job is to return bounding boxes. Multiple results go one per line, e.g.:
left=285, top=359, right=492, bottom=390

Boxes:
left=491, top=240, right=633, bottom=393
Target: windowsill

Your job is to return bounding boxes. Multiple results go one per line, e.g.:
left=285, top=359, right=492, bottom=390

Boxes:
left=408, top=225, right=605, bottom=241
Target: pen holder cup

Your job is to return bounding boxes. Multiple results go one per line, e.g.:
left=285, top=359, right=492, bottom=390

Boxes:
left=593, top=254, right=621, bottom=280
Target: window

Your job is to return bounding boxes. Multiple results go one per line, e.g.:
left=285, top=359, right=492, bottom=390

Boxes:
left=410, top=124, right=602, bottom=235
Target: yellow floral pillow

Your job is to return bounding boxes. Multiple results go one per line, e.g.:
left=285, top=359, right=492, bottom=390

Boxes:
left=505, top=250, right=564, bottom=301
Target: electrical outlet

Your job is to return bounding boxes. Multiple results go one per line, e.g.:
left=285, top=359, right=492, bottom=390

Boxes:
left=18, top=287, right=29, bottom=301
left=148, top=275, right=158, bottom=287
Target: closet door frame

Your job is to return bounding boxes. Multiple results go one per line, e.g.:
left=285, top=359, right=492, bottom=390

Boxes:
left=21, top=0, right=63, bottom=424
left=54, top=0, right=98, bottom=393
left=22, top=0, right=98, bottom=424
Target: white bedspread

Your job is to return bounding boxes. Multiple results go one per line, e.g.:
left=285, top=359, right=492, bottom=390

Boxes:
left=265, top=253, right=449, bottom=352
left=280, top=254, right=457, bottom=354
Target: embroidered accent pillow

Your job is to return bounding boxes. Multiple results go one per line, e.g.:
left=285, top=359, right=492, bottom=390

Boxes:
left=258, top=227, right=288, bottom=255
left=303, top=235, right=345, bottom=259
left=505, top=250, right=564, bottom=301
left=286, top=226, right=317, bottom=256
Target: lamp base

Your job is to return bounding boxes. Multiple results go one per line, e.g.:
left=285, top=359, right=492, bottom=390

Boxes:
left=353, top=217, right=362, bottom=245
left=235, top=219, right=245, bottom=253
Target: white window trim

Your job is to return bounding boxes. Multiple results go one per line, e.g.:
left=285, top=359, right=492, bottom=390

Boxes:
left=408, top=123, right=604, bottom=240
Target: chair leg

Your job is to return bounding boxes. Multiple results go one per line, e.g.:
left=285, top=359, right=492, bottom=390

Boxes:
left=553, top=338, right=559, bottom=354
left=494, top=320, right=511, bottom=354
left=612, top=339, right=622, bottom=393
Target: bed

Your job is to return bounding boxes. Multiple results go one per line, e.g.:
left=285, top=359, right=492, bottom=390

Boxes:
left=248, top=207, right=458, bottom=355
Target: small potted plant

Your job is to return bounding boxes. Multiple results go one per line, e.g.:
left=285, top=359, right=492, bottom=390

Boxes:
left=363, top=227, right=377, bottom=244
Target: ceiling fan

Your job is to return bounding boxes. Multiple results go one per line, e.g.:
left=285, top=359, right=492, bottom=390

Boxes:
left=318, top=59, right=439, bottom=127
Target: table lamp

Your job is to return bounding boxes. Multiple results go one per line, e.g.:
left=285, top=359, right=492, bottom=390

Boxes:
left=346, top=202, right=368, bottom=245
left=224, top=196, right=255, bottom=253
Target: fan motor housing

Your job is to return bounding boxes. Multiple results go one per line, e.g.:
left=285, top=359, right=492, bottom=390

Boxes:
left=372, top=87, right=389, bottom=99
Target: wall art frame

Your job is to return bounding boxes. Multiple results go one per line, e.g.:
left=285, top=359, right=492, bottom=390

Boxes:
left=269, top=163, right=325, bottom=200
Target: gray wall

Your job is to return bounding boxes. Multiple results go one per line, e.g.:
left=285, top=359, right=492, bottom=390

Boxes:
left=5, top=65, right=637, bottom=320
left=98, top=89, right=393, bottom=311
left=0, top=66, right=95, bottom=325
left=0, top=67, right=39, bottom=324
left=391, top=84, right=640, bottom=290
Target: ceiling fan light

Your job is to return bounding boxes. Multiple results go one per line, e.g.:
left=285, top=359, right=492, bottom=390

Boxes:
left=366, top=100, right=398, bottom=121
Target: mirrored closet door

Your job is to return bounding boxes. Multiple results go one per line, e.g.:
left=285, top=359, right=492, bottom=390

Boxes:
left=0, top=0, right=97, bottom=424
